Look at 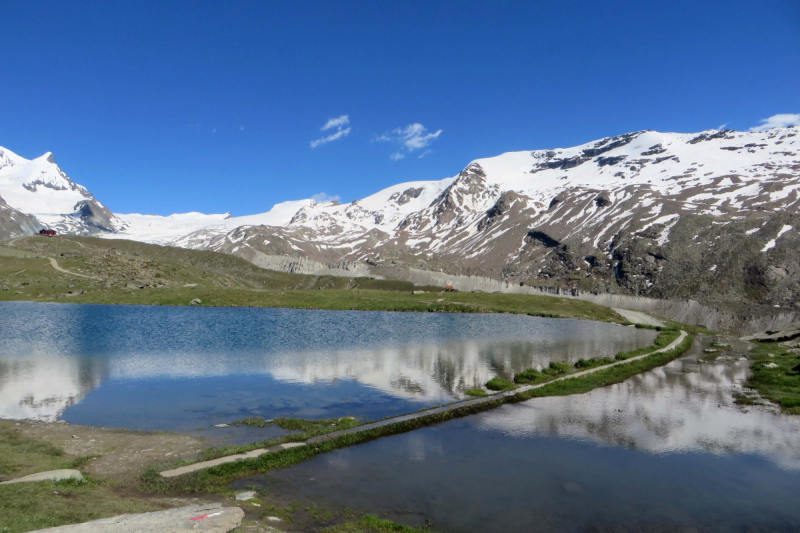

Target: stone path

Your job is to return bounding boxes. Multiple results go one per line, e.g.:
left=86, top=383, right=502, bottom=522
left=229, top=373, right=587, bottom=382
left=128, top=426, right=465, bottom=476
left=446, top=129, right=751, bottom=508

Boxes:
left=159, top=442, right=305, bottom=478
left=27, top=503, right=243, bottom=532
left=160, top=331, right=686, bottom=478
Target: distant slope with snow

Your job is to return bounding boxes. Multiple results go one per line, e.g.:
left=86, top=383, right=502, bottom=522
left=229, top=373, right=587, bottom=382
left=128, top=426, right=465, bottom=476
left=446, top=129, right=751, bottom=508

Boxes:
left=2, top=125, right=798, bottom=310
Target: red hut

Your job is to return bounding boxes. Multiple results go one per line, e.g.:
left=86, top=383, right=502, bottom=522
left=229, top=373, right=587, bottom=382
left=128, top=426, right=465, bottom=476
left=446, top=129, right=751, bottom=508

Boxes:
left=39, top=229, right=57, bottom=236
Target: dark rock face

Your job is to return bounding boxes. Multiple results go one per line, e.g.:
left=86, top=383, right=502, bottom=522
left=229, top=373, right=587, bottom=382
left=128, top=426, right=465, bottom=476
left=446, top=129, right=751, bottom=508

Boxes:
left=581, top=131, right=642, bottom=157
left=0, top=195, right=41, bottom=239
left=478, top=191, right=520, bottom=231
left=596, top=155, right=627, bottom=167
left=391, top=187, right=424, bottom=205
left=641, top=144, right=667, bottom=156
left=526, top=230, right=560, bottom=248
left=73, top=200, right=116, bottom=233
left=594, top=193, right=612, bottom=207
left=688, top=130, right=733, bottom=144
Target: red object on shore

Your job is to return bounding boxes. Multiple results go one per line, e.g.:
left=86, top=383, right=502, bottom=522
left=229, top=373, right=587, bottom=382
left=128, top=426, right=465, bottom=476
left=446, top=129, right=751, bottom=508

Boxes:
left=39, top=229, right=56, bottom=236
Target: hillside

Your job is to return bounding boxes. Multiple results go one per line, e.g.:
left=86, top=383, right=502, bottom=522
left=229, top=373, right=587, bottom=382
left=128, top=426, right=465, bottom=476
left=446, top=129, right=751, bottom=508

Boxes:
left=2, top=126, right=798, bottom=314
left=0, top=235, right=622, bottom=323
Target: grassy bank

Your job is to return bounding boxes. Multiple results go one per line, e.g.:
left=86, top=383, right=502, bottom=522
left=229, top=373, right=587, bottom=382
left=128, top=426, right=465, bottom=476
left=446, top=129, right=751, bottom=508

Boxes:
left=0, top=236, right=626, bottom=323
left=0, top=424, right=160, bottom=533
left=739, top=342, right=800, bottom=414
left=141, top=331, right=693, bottom=494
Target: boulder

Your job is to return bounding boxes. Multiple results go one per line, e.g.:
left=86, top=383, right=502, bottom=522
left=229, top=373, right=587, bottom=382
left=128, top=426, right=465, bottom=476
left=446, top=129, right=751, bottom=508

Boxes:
left=0, top=469, right=84, bottom=485
left=24, top=503, right=243, bottom=532
left=189, top=298, right=202, bottom=306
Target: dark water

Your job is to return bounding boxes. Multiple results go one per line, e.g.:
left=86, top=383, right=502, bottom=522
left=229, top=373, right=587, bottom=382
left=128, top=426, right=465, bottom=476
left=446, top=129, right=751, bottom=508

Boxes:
left=246, top=336, right=800, bottom=532
left=0, top=302, right=655, bottom=438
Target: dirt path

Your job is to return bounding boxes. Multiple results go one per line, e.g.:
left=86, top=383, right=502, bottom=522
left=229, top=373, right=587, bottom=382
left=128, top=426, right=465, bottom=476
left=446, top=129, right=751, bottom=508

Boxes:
left=612, top=308, right=666, bottom=327
left=47, top=256, right=101, bottom=280
left=162, top=330, right=687, bottom=478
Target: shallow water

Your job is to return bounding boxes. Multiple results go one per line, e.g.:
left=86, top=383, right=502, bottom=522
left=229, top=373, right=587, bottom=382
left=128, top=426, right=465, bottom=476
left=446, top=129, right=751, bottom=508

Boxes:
left=247, top=336, right=800, bottom=532
left=0, top=302, right=655, bottom=439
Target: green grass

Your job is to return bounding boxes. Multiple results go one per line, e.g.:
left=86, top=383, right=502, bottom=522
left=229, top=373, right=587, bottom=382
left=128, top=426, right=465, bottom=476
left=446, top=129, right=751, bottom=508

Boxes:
left=140, top=331, right=693, bottom=494
left=485, top=377, right=517, bottom=391
left=464, top=388, right=488, bottom=397
left=741, top=343, right=800, bottom=414
left=0, top=423, right=159, bottom=532
left=324, top=514, right=433, bottom=532
left=0, top=236, right=625, bottom=324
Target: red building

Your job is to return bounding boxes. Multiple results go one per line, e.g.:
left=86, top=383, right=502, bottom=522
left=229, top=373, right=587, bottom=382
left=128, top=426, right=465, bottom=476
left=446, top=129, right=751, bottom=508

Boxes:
left=39, top=229, right=57, bottom=236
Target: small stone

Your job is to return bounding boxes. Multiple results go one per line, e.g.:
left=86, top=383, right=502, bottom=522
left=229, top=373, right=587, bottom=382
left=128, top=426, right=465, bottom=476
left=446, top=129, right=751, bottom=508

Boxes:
left=189, top=298, right=202, bottom=306
left=213, top=423, right=229, bottom=428
left=762, top=363, right=779, bottom=369
left=266, top=516, right=282, bottom=522
left=235, top=491, right=258, bottom=501
left=766, top=353, right=775, bottom=358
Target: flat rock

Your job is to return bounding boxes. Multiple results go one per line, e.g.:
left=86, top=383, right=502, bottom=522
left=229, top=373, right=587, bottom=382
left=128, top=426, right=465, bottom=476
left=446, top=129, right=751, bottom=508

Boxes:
left=742, top=326, right=800, bottom=343
left=27, top=503, right=243, bottom=532
left=0, top=469, right=84, bottom=485
left=234, top=491, right=257, bottom=501
left=762, top=363, right=779, bottom=369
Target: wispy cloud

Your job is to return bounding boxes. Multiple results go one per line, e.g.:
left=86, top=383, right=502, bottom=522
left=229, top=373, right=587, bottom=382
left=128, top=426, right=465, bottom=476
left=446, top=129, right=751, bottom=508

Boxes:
left=418, top=149, right=432, bottom=159
left=375, top=122, right=442, bottom=160
left=717, top=123, right=727, bottom=130
left=749, top=113, right=800, bottom=132
left=311, top=115, right=351, bottom=148
left=311, top=192, right=341, bottom=204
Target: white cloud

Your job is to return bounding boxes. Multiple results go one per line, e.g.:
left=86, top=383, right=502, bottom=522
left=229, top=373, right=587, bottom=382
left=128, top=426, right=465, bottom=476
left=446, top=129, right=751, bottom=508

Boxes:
left=239, top=125, right=245, bottom=131
left=749, top=113, right=800, bottom=132
left=321, top=115, right=349, bottom=131
left=311, top=115, right=351, bottom=148
left=417, top=149, right=432, bottom=159
left=717, top=123, right=727, bottom=130
left=375, top=122, right=442, bottom=160
left=311, top=192, right=341, bottom=204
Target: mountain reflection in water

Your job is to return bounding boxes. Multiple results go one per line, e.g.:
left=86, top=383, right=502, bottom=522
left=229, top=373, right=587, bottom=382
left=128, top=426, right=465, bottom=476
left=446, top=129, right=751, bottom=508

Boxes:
left=0, top=302, right=655, bottom=430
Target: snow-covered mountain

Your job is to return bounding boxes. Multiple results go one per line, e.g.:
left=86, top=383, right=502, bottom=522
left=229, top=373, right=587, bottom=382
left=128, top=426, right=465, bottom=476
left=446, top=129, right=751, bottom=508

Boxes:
left=3, top=126, right=799, bottom=309
left=0, top=147, right=120, bottom=237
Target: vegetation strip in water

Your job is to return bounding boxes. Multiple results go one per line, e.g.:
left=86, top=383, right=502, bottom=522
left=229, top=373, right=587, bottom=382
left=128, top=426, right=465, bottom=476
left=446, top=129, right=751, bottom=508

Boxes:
left=142, top=329, right=692, bottom=494
left=737, top=341, right=800, bottom=414
left=511, top=327, right=678, bottom=386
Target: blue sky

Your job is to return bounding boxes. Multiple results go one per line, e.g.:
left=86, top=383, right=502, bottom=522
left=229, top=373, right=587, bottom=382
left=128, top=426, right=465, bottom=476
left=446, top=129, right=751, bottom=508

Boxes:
left=2, top=0, right=799, bottom=216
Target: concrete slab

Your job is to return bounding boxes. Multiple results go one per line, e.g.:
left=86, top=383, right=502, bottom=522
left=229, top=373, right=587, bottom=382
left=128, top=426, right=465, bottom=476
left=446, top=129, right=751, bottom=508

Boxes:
left=160, top=442, right=306, bottom=478
left=28, top=503, right=243, bottom=532
left=0, top=469, right=84, bottom=485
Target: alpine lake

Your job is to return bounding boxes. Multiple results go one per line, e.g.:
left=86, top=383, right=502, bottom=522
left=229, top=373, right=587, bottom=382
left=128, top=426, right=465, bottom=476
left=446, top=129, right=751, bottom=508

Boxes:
left=2, top=301, right=799, bottom=532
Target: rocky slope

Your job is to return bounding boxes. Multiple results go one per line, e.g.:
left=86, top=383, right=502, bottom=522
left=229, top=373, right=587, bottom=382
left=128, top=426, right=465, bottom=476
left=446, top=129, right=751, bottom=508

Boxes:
left=2, top=126, right=799, bottom=313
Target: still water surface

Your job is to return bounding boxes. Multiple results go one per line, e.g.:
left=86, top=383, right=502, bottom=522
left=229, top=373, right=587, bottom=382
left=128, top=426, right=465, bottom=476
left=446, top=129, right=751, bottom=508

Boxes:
left=0, top=302, right=654, bottom=436
left=247, top=336, right=800, bottom=532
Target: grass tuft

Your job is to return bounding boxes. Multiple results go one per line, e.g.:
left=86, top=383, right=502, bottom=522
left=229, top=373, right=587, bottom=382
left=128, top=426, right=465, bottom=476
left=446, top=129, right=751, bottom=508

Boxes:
left=485, top=377, right=517, bottom=391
